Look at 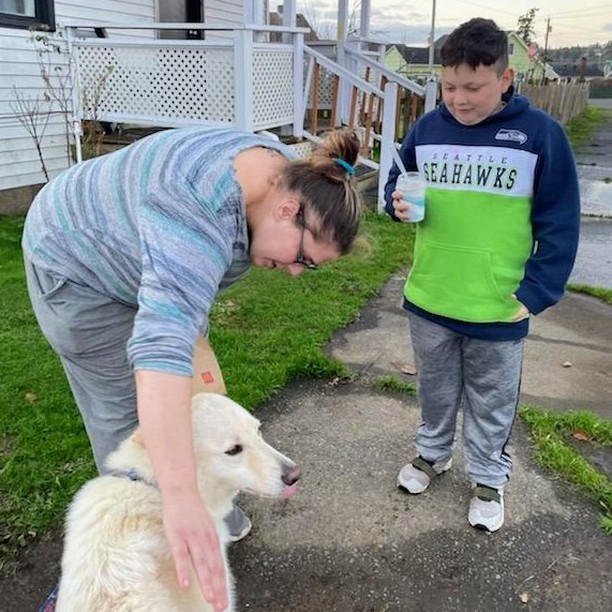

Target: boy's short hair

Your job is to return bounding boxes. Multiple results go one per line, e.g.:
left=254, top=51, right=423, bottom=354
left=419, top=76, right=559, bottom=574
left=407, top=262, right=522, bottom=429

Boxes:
left=440, top=18, right=509, bottom=75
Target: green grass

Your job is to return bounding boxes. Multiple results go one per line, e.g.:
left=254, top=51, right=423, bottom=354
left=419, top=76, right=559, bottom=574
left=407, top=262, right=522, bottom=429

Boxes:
left=568, top=283, right=612, bottom=305
left=565, top=106, right=606, bottom=148
left=0, top=211, right=414, bottom=566
left=520, top=406, right=612, bottom=533
left=372, top=375, right=417, bottom=396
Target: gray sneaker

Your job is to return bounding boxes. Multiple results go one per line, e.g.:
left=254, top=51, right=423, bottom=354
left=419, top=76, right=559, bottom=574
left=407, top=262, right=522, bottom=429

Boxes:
left=224, top=505, right=252, bottom=542
left=468, top=484, right=504, bottom=532
left=397, top=456, right=452, bottom=494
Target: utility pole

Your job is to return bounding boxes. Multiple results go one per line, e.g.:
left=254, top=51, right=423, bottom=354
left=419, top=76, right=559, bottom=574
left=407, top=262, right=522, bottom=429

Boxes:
left=543, top=17, right=551, bottom=65
left=542, top=17, right=551, bottom=83
left=428, top=0, right=437, bottom=72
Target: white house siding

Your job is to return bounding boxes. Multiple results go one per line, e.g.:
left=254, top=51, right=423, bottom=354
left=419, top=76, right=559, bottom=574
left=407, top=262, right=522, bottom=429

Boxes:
left=204, top=0, right=244, bottom=41
left=205, top=0, right=244, bottom=27
left=0, top=0, right=156, bottom=192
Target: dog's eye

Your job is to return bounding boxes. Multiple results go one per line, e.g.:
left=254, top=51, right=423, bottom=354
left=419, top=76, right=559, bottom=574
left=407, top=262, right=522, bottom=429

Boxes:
left=225, top=444, right=243, bottom=456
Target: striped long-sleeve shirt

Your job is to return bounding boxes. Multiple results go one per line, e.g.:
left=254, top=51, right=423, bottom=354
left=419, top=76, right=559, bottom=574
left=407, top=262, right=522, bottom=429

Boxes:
left=23, top=126, right=297, bottom=376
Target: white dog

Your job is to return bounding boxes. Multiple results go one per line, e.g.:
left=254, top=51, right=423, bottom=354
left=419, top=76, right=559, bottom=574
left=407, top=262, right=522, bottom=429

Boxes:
left=56, top=393, right=300, bottom=611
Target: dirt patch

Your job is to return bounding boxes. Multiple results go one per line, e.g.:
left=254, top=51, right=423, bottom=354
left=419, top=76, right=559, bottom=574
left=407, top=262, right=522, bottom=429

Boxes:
left=0, top=530, right=62, bottom=612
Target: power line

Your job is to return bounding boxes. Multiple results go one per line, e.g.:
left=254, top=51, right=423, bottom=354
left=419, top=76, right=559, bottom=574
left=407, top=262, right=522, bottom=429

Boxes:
left=549, top=2, right=611, bottom=17
left=453, top=0, right=517, bottom=17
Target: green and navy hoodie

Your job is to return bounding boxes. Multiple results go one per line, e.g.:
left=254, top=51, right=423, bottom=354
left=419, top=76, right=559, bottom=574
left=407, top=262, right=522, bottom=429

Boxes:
left=385, top=90, right=580, bottom=341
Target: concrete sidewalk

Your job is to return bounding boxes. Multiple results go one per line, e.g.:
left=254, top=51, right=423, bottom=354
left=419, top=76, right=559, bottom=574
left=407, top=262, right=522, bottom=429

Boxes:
left=229, top=276, right=611, bottom=612
left=227, top=112, right=612, bottom=611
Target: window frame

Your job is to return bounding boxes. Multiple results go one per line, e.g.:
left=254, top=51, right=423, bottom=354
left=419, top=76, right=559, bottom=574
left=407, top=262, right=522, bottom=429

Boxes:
left=0, top=0, right=56, bottom=31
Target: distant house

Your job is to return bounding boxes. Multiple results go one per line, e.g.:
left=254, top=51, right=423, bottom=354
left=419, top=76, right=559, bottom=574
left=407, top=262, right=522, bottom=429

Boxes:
left=551, top=59, right=604, bottom=81
left=385, top=32, right=557, bottom=83
left=385, top=39, right=444, bottom=83
left=269, top=5, right=318, bottom=42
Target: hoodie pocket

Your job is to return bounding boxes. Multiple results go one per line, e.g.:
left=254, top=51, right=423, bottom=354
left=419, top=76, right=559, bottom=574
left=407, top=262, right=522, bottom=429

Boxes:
left=408, top=242, right=515, bottom=322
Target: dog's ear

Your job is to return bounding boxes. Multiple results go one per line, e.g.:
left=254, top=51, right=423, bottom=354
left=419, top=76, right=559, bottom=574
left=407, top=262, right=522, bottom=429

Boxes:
left=130, top=428, right=145, bottom=446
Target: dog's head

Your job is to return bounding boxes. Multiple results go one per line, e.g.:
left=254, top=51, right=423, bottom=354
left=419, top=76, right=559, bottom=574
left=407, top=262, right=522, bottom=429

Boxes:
left=190, top=393, right=300, bottom=504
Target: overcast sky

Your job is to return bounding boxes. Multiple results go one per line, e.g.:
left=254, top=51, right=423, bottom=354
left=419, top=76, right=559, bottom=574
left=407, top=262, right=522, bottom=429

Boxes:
left=296, top=0, right=612, bottom=49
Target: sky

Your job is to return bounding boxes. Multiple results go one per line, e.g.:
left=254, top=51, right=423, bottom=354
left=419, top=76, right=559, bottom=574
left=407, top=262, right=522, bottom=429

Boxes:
left=296, top=0, right=612, bottom=49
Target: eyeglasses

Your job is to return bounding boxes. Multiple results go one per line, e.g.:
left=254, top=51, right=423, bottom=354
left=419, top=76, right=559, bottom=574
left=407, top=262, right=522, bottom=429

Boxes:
left=293, top=208, right=318, bottom=270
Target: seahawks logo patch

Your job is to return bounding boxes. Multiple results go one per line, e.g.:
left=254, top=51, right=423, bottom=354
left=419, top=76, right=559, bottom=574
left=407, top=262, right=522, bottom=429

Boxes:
left=495, top=129, right=528, bottom=145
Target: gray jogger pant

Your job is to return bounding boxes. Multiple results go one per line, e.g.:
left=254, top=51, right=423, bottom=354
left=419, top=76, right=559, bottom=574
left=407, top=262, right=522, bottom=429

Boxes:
left=408, top=311, right=524, bottom=489
left=24, top=258, right=138, bottom=474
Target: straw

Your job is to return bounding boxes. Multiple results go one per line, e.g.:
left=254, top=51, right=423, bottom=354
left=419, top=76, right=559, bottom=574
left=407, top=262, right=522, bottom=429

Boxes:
left=392, top=146, right=408, bottom=175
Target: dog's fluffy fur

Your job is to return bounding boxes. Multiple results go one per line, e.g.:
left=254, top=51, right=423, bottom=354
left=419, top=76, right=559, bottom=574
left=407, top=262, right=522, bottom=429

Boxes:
left=56, top=393, right=299, bottom=612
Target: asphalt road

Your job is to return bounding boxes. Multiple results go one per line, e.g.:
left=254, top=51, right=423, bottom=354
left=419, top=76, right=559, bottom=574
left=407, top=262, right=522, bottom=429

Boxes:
left=569, top=103, right=612, bottom=290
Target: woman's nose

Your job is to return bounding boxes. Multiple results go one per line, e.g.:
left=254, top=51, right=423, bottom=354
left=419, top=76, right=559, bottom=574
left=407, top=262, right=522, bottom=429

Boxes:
left=286, top=264, right=305, bottom=277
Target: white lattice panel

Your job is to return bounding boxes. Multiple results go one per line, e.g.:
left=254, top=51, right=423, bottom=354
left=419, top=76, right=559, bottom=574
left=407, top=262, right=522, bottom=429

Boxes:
left=304, top=61, right=335, bottom=111
left=75, top=44, right=235, bottom=124
left=288, top=141, right=314, bottom=158
left=252, top=50, right=294, bottom=130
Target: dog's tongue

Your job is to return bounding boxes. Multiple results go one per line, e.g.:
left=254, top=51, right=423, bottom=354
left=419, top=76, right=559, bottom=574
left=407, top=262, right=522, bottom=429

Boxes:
left=282, top=483, right=298, bottom=498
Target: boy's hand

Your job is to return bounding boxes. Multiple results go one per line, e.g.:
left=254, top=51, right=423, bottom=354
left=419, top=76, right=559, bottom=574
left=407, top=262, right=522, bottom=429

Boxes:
left=391, top=190, right=411, bottom=221
left=511, top=299, right=530, bottom=321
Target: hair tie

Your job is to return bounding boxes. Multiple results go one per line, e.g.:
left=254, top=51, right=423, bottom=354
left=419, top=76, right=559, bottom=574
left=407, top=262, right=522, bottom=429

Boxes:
left=334, top=157, right=355, bottom=176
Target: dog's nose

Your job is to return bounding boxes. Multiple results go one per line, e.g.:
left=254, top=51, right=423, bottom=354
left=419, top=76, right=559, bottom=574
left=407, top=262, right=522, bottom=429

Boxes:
left=282, top=465, right=300, bottom=486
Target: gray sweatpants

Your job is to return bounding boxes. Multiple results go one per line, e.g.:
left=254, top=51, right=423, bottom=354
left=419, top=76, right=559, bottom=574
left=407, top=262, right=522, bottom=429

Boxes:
left=408, top=311, right=524, bottom=489
left=24, top=258, right=247, bottom=535
left=24, top=258, right=139, bottom=474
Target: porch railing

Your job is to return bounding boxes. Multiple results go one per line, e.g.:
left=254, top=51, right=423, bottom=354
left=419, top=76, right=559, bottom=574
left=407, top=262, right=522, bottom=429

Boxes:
left=64, top=21, right=308, bottom=161
left=302, top=45, right=403, bottom=208
left=302, top=43, right=437, bottom=208
left=63, top=21, right=434, bottom=210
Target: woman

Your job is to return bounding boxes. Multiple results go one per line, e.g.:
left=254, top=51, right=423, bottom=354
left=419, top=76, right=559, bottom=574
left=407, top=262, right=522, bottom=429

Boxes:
left=23, top=126, right=362, bottom=611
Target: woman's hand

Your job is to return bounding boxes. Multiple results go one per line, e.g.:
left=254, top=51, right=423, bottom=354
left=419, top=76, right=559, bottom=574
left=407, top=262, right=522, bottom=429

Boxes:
left=162, top=489, right=228, bottom=611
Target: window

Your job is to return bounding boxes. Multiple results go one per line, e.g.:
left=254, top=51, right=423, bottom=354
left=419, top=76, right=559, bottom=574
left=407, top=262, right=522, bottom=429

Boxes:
left=508, top=43, right=515, bottom=56
left=0, top=0, right=55, bottom=30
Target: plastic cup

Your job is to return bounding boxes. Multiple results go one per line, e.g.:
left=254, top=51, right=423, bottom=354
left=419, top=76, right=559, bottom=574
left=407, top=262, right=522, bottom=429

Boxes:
left=396, top=171, right=426, bottom=223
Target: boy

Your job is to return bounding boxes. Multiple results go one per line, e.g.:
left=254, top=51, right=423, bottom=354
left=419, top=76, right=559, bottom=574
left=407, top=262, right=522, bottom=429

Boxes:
left=384, top=18, right=580, bottom=532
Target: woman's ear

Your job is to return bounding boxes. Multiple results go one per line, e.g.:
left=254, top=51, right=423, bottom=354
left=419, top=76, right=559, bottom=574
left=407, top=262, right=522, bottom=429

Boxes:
left=275, top=197, right=301, bottom=221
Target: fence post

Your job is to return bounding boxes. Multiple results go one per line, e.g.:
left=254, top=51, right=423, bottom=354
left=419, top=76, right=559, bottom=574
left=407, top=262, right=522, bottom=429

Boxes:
left=336, top=0, right=350, bottom=126
left=559, top=83, right=568, bottom=124
left=378, top=81, right=398, bottom=212
left=424, top=75, right=438, bottom=112
left=292, top=32, right=304, bottom=138
left=282, top=0, right=296, bottom=43
left=65, top=25, right=83, bottom=164
left=234, top=29, right=254, bottom=131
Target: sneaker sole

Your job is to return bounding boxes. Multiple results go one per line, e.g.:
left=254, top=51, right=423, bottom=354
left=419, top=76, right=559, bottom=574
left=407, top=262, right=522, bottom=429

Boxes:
left=469, top=519, right=504, bottom=533
left=469, top=512, right=504, bottom=532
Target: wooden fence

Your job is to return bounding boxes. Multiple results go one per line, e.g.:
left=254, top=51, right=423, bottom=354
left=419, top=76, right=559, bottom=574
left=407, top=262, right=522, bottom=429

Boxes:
left=517, top=82, right=589, bottom=124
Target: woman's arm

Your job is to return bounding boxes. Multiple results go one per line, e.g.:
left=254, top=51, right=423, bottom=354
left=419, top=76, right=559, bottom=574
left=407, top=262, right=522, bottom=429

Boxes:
left=135, top=369, right=228, bottom=612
